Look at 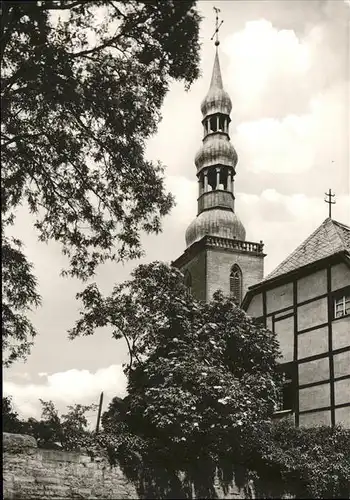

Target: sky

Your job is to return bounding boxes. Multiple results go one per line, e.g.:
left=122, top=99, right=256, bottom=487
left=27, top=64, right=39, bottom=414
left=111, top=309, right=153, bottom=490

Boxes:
left=3, top=0, right=350, bottom=426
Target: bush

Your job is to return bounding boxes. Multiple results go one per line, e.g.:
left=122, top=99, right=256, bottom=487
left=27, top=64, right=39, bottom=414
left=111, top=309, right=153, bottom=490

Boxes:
left=244, top=419, right=350, bottom=499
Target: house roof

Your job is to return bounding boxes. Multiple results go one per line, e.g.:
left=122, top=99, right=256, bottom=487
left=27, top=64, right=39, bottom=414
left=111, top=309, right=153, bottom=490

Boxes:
left=263, top=218, right=350, bottom=282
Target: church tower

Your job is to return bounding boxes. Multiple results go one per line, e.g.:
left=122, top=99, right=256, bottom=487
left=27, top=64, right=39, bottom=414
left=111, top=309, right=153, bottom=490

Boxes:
left=172, top=30, right=265, bottom=304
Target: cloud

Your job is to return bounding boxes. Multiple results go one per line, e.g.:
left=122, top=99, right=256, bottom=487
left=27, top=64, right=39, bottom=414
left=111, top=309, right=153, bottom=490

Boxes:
left=8, top=372, right=32, bottom=382
left=4, top=365, right=127, bottom=422
left=222, top=19, right=311, bottom=121
left=165, top=175, right=197, bottom=226
left=237, top=191, right=350, bottom=275
left=232, top=79, right=348, bottom=179
left=224, top=20, right=310, bottom=98
left=145, top=9, right=349, bottom=190
left=234, top=114, right=315, bottom=175
left=144, top=81, right=203, bottom=180
left=222, top=10, right=348, bottom=122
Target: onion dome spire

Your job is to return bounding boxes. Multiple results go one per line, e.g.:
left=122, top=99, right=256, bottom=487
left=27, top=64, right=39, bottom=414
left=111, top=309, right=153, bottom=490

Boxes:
left=185, top=9, right=246, bottom=248
left=201, top=9, right=232, bottom=118
left=201, top=51, right=232, bottom=117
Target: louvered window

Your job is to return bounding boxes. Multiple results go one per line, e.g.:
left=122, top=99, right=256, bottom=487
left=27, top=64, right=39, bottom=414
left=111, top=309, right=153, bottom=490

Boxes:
left=230, top=265, right=242, bottom=304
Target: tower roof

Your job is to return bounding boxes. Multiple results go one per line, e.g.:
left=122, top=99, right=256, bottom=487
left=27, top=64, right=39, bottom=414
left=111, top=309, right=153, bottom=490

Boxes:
left=184, top=39, right=250, bottom=250
left=195, top=134, right=237, bottom=171
left=264, top=218, right=350, bottom=282
left=201, top=48, right=232, bottom=117
left=210, top=49, right=223, bottom=89
left=185, top=208, right=246, bottom=247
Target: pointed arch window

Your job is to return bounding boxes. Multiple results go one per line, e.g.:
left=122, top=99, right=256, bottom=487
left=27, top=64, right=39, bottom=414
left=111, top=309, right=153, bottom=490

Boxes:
left=184, top=270, right=192, bottom=296
left=230, top=264, right=242, bottom=304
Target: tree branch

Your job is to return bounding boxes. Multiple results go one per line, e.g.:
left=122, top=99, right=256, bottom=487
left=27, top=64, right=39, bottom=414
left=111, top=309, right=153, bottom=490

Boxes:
left=121, top=329, right=133, bottom=372
left=67, top=33, right=124, bottom=58
left=0, top=4, right=27, bottom=65
left=37, top=1, right=86, bottom=11
left=108, top=1, right=127, bottom=19
left=67, top=10, right=146, bottom=59
left=131, top=336, right=144, bottom=367
left=2, top=133, right=42, bottom=148
left=1, top=65, right=26, bottom=97
left=15, top=142, right=80, bottom=219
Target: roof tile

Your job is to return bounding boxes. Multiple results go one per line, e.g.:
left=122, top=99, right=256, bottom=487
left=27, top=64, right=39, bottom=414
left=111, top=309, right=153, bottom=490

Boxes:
left=264, top=218, right=350, bottom=282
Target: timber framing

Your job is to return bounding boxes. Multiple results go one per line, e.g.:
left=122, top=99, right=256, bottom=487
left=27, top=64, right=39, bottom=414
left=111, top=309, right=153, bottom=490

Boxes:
left=242, top=250, right=350, bottom=310
left=244, top=251, right=350, bottom=427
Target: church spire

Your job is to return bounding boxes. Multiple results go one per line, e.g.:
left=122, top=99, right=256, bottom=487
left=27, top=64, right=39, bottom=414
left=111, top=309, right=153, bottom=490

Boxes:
left=201, top=7, right=231, bottom=117
left=173, top=8, right=265, bottom=305
left=185, top=16, right=246, bottom=249
left=209, top=50, right=224, bottom=90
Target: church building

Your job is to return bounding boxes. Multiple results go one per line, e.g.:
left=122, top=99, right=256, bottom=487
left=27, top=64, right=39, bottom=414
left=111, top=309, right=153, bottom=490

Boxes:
left=172, top=41, right=265, bottom=304
left=172, top=36, right=350, bottom=428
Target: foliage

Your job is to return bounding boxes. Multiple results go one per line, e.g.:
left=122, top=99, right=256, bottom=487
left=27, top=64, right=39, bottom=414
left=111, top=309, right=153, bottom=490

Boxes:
left=1, top=0, right=201, bottom=365
left=242, top=419, right=350, bottom=499
left=71, top=262, right=350, bottom=498
left=2, top=396, right=24, bottom=433
left=2, top=396, right=97, bottom=451
left=71, top=261, right=282, bottom=497
left=2, top=235, right=41, bottom=367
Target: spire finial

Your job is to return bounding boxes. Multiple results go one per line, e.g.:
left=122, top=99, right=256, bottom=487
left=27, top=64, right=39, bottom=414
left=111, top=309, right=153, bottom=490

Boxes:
left=324, top=188, right=336, bottom=218
left=211, top=7, right=223, bottom=47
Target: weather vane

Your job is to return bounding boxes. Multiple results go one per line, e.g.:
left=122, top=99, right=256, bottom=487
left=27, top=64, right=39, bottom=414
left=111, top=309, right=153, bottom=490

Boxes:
left=211, top=6, right=223, bottom=46
left=324, top=188, right=336, bottom=218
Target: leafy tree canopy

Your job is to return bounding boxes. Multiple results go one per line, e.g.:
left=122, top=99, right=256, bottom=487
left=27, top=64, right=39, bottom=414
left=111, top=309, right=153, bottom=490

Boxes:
left=71, top=263, right=350, bottom=499
left=70, top=262, right=282, bottom=495
left=1, top=1, right=201, bottom=365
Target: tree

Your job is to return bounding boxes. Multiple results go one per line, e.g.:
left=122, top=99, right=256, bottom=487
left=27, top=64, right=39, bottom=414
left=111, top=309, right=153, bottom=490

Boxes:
left=1, top=1, right=201, bottom=365
left=3, top=396, right=97, bottom=451
left=29, top=399, right=98, bottom=450
left=2, top=395, right=24, bottom=433
left=70, top=262, right=282, bottom=497
left=70, top=263, right=350, bottom=498
left=25, top=400, right=64, bottom=449
left=2, top=235, right=41, bottom=367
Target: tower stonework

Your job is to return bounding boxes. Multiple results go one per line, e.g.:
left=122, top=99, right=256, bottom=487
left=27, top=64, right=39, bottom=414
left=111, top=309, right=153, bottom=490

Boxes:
left=172, top=45, right=265, bottom=303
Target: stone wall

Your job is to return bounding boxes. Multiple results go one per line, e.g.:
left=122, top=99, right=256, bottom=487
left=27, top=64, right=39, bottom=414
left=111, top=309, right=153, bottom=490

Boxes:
left=3, top=431, right=244, bottom=499
left=3, top=432, right=295, bottom=499
left=206, top=247, right=264, bottom=302
left=3, top=432, right=137, bottom=499
left=180, top=247, right=207, bottom=302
